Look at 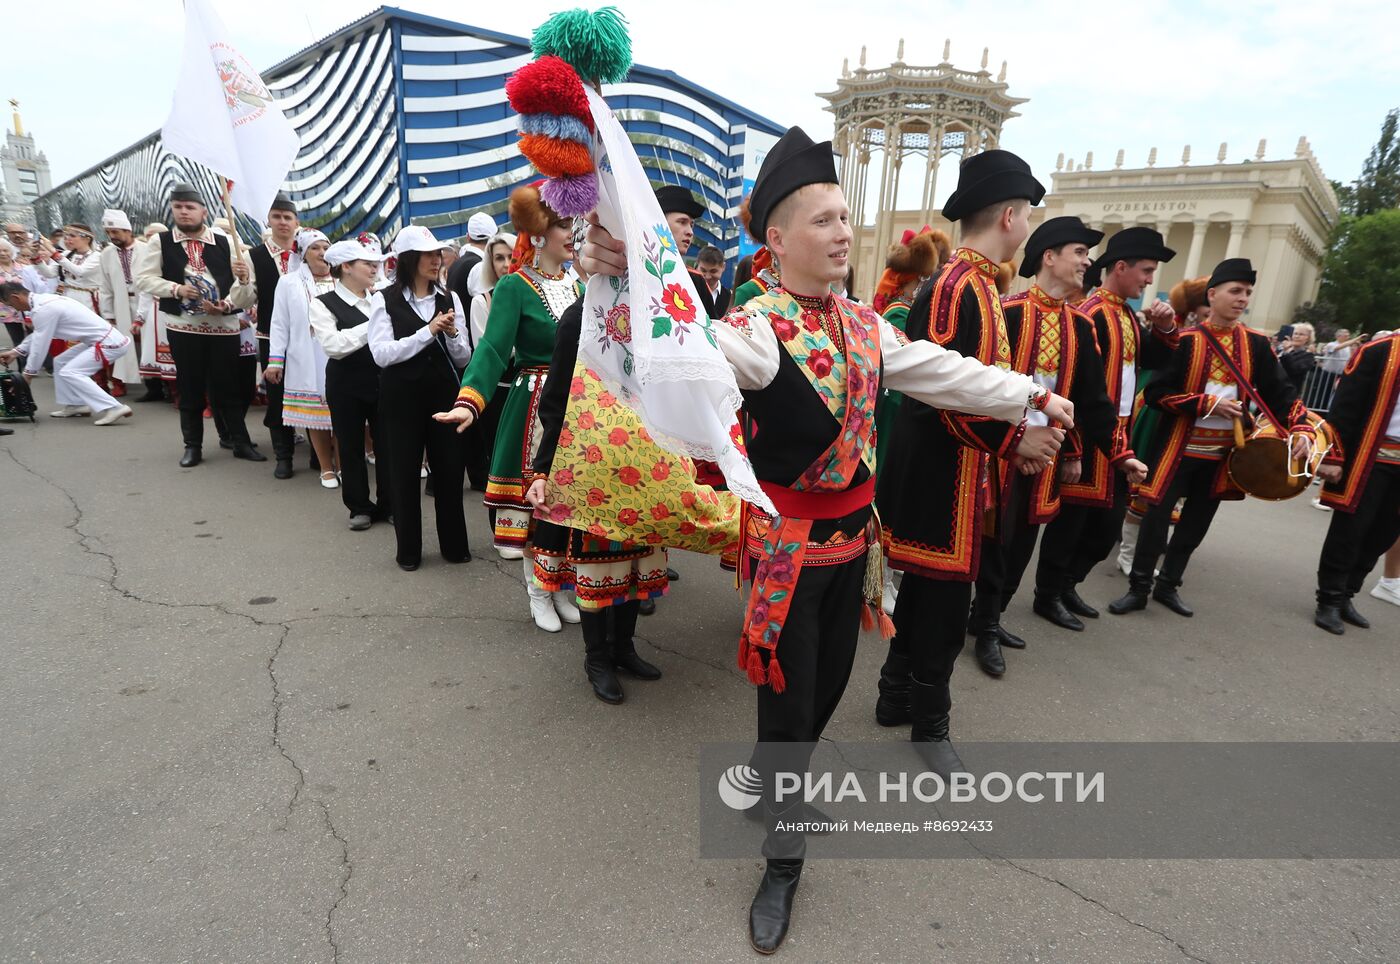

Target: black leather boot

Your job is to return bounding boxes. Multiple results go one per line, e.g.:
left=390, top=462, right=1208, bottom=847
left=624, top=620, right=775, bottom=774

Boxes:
left=1109, top=571, right=1152, bottom=615
left=910, top=678, right=966, bottom=778
left=1061, top=586, right=1100, bottom=619
left=178, top=410, right=202, bottom=467
left=1339, top=598, right=1370, bottom=629
left=610, top=601, right=661, bottom=679
left=224, top=410, right=267, bottom=461
left=271, top=425, right=295, bottom=478
left=1151, top=578, right=1193, bottom=617
left=749, top=859, right=803, bottom=954
left=750, top=801, right=805, bottom=954
left=974, top=631, right=1005, bottom=677
left=875, top=645, right=912, bottom=726
left=136, top=379, right=166, bottom=402
left=1033, top=589, right=1084, bottom=630
left=581, top=612, right=623, bottom=704
left=1314, top=604, right=1345, bottom=635
left=996, top=625, right=1026, bottom=649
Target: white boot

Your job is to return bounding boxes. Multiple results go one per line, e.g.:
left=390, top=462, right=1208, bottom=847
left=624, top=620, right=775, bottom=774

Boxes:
left=553, top=592, right=581, bottom=624
left=882, top=562, right=898, bottom=616
left=523, top=556, right=561, bottom=632
left=1116, top=517, right=1140, bottom=576
left=49, top=405, right=91, bottom=418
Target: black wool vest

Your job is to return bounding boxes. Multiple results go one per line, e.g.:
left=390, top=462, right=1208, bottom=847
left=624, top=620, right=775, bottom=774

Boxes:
left=250, top=243, right=284, bottom=336
left=316, top=290, right=379, bottom=388
left=381, top=287, right=459, bottom=387
left=156, top=230, right=235, bottom=316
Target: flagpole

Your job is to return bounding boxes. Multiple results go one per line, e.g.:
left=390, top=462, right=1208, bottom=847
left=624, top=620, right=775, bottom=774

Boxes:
left=221, top=178, right=244, bottom=261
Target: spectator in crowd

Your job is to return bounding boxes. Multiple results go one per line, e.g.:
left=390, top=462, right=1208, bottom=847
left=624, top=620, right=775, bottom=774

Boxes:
left=449, top=211, right=497, bottom=302
left=692, top=245, right=730, bottom=317
left=734, top=254, right=754, bottom=293
left=1319, top=328, right=1365, bottom=375
left=1278, top=321, right=1316, bottom=394
left=0, top=240, right=27, bottom=347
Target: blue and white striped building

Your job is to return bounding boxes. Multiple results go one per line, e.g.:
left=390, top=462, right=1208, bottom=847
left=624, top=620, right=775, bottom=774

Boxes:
left=35, top=6, right=784, bottom=267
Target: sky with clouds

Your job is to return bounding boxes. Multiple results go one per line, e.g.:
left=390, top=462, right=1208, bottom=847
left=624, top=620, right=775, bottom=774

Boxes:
left=10, top=0, right=1399, bottom=214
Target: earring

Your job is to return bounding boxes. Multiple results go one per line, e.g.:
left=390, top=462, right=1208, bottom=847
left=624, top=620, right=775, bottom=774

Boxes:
left=531, top=235, right=545, bottom=248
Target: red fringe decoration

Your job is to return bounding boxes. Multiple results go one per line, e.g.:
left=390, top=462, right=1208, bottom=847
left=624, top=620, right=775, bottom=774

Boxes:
left=518, top=132, right=594, bottom=178
left=745, top=647, right=767, bottom=686
left=878, top=609, right=896, bottom=640
left=507, top=231, right=535, bottom=276
left=752, top=246, right=772, bottom=273
left=766, top=656, right=786, bottom=694
left=506, top=56, right=593, bottom=129
left=860, top=605, right=875, bottom=632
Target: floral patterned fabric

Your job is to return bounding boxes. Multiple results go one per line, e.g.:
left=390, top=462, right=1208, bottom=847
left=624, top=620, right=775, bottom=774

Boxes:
left=736, top=289, right=885, bottom=693
left=542, top=363, right=741, bottom=556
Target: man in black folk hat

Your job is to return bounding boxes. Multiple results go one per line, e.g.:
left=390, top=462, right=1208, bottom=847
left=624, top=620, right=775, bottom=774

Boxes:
left=133, top=182, right=262, bottom=467
left=967, top=217, right=1120, bottom=675
left=1109, top=258, right=1315, bottom=617
left=1035, top=226, right=1175, bottom=628
left=249, top=191, right=301, bottom=477
left=655, top=183, right=721, bottom=319
left=580, top=127, right=1071, bottom=954
left=876, top=149, right=1069, bottom=770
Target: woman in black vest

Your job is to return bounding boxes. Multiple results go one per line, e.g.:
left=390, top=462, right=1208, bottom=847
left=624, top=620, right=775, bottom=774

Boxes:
left=367, top=226, right=474, bottom=570
left=310, top=239, right=389, bottom=530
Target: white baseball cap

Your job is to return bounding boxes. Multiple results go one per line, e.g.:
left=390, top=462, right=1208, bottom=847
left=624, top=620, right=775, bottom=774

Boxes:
left=391, top=224, right=448, bottom=255
left=467, top=212, right=497, bottom=241
left=325, top=239, right=387, bottom=266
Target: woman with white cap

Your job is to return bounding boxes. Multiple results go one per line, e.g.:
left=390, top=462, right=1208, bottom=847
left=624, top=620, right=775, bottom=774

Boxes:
left=463, top=229, right=517, bottom=531
left=310, top=237, right=389, bottom=530
left=265, top=228, right=339, bottom=487
left=369, top=225, right=474, bottom=570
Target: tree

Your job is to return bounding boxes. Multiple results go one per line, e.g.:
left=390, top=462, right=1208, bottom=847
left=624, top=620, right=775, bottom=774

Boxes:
left=1317, top=209, right=1400, bottom=334
left=1291, top=299, right=1338, bottom=338
left=1348, top=109, right=1400, bottom=217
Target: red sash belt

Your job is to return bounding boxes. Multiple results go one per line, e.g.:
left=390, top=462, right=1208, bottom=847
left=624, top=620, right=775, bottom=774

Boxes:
left=759, top=475, right=875, bottom=520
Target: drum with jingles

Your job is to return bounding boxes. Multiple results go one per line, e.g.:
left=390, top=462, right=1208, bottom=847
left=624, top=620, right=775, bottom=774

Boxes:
left=1226, top=412, right=1335, bottom=501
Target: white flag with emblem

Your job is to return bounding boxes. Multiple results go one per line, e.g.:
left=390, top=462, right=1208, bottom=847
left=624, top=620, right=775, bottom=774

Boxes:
left=160, top=0, right=299, bottom=220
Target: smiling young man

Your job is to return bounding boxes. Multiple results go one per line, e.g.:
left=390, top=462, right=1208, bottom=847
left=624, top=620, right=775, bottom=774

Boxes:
left=1035, top=227, right=1176, bottom=628
left=579, top=127, right=1073, bottom=953
left=966, top=217, right=1120, bottom=675
left=1110, top=258, right=1315, bottom=617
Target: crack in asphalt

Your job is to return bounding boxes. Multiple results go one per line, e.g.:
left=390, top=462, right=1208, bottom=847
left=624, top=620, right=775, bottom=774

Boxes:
left=8, top=447, right=351, bottom=964
left=633, top=631, right=738, bottom=678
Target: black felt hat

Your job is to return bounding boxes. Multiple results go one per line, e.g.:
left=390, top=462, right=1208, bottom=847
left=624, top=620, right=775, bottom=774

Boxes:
left=1206, top=257, right=1257, bottom=289
left=1018, top=216, right=1104, bottom=278
left=654, top=185, right=705, bottom=219
left=269, top=191, right=297, bottom=214
left=169, top=182, right=204, bottom=205
left=1092, top=226, right=1176, bottom=270
left=942, top=149, right=1046, bottom=223
left=747, top=126, right=838, bottom=241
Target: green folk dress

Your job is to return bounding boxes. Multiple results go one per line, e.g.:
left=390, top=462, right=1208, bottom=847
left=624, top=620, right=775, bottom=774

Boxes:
left=453, top=267, right=581, bottom=549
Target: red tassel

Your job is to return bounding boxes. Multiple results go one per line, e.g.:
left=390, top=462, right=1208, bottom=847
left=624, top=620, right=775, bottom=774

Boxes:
left=767, top=656, right=786, bottom=694
left=746, top=648, right=768, bottom=686
left=860, top=604, right=875, bottom=632
left=878, top=609, right=896, bottom=640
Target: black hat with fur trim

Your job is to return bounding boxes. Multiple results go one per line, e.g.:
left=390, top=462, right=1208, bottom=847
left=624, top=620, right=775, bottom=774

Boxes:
left=1019, top=216, right=1104, bottom=278
left=942, top=149, right=1045, bottom=223
left=747, top=126, right=838, bottom=242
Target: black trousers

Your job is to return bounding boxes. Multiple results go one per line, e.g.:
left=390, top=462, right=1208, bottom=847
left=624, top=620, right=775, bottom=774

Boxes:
left=754, top=556, right=866, bottom=814
left=1129, top=457, right=1224, bottom=590
left=464, top=383, right=510, bottom=492
left=379, top=371, right=468, bottom=566
left=1038, top=471, right=1129, bottom=593
left=887, top=573, right=973, bottom=685
left=326, top=371, right=386, bottom=518
left=1317, top=461, right=1400, bottom=603
left=167, top=329, right=250, bottom=443
left=972, top=526, right=1041, bottom=631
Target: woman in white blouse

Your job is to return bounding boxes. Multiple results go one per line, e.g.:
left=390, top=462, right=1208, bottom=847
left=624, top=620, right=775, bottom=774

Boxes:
left=367, top=225, right=474, bottom=571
